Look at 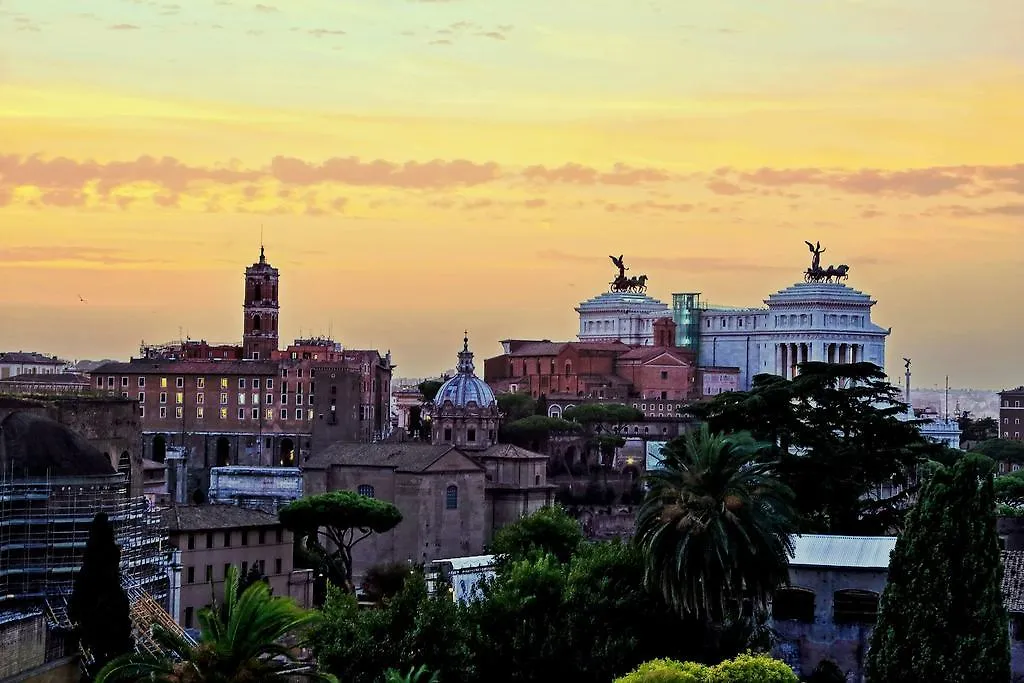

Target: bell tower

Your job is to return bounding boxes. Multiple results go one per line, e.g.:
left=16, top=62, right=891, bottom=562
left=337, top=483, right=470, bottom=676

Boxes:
left=242, top=245, right=280, bottom=360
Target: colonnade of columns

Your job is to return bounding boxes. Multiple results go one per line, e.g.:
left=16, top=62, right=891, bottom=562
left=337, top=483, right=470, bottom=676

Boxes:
left=774, top=341, right=864, bottom=379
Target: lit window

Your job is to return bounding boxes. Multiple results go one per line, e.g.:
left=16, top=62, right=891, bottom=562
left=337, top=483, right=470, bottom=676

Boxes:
left=220, top=408, right=228, bottom=420
left=446, top=485, right=458, bottom=510
left=307, top=409, right=313, bottom=421
left=220, top=377, right=228, bottom=389
left=252, top=393, right=259, bottom=405
left=238, top=393, right=246, bottom=405
left=175, top=392, right=183, bottom=405
left=160, top=377, right=168, bottom=388
left=266, top=409, right=274, bottom=420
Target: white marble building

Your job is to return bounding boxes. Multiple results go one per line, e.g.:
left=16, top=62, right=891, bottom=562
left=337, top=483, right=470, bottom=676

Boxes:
left=576, top=290, right=671, bottom=346
left=697, top=280, right=890, bottom=391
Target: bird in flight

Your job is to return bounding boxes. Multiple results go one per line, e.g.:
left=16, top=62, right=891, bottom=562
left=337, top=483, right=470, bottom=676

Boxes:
left=78, top=294, right=87, bottom=303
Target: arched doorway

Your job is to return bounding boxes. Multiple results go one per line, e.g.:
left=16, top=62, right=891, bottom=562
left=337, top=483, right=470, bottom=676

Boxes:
left=153, top=435, right=167, bottom=463
left=215, top=437, right=230, bottom=467
left=279, top=438, right=295, bottom=467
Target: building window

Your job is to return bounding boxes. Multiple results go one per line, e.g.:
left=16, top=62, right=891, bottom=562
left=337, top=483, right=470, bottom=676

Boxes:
left=660, top=371, right=668, bottom=380
left=138, top=377, right=146, bottom=387
left=772, top=587, right=815, bottom=622
left=220, top=408, right=228, bottom=420
left=176, top=392, right=184, bottom=405
left=295, top=409, right=302, bottom=420
left=266, top=393, right=273, bottom=405
left=252, top=408, right=259, bottom=420
left=197, top=377, right=205, bottom=388
left=296, top=395, right=303, bottom=406
left=187, top=534, right=195, bottom=550
left=446, top=485, right=458, bottom=510
left=276, top=529, right=283, bottom=543
left=186, top=566, right=195, bottom=584
left=175, top=407, right=183, bottom=419
left=238, top=393, right=246, bottom=405
left=238, top=408, right=246, bottom=420
left=176, top=377, right=184, bottom=388
left=224, top=531, right=231, bottom=547
left=159, top=407, right=167, bottom=419
left=280, top=408, right=288, bottom=420
left=219, top=393, right=227, bottom=405
left=205, top=565, right=213, bottom=582
left=197, top=392, right=205, bottom=404
left=241, top=531, right=249, bottom=546
left=160, top=377, right=168, bottom=388
left=833, top=589, right=879, bottom=624
left=120, top=376, right=129, bottom=387
left=253, top=378, right=260, bottom=389
left=275, top=558, right=283, bottom=574
left=266, top=378, right=274, bottom=390
left=281, top=394, right=288, bottom=405
left=160, top=392, right=167, bottom=404
left=258, top=530, right=266, bottom=544
left=138, top=392, right=145, bottom=403
left=185, top=606, right=194, bottom=629
left=467, top=428, right=476, bottom=442
left=197, top=406, right=204, bottom=419
left=266, top=409, right=274, bottom=420
left=206, top=532, right=214, bottom=548
left=220, top=377, right=228, bottom=389
left=358, top=485, right=375, bottom=498
left=239, top=378, right=247, bottom=389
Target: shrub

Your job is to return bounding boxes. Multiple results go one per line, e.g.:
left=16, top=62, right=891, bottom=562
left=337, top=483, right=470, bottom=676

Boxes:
left=362, top=561, right=413, bottom=602
left=614, top=658, right=708, bottom=683
left=709, top=653, right=798, bottom=683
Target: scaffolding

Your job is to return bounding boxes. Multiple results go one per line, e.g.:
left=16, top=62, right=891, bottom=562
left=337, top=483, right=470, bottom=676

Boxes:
left=0, top=468, right=170, bottom=611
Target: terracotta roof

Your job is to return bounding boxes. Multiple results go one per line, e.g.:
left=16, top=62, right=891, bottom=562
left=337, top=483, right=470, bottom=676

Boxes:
left=503, top=341, right=630, bottom=358
left=1003, top=550, right=1024, bottom=613
left=616, top=347, right=693, bottom=363
left=305, top=442, right=481, bottom=473
left=477, top=443, right=549, bottom=461
left=92, top=360, right=279, bottom=375
left=0, top=352, right=66, bottom=365
left=0, top=372, right=90, bottom=385
left=159, top=504, right=281, bottom=531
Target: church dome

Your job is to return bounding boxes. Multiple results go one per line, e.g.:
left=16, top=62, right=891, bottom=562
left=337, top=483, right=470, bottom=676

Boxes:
left=434, top=335, right=496, bottom=409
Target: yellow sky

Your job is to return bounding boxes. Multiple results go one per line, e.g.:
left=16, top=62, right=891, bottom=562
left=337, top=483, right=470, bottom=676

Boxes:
left=2, top=0, right=1024, bottom=388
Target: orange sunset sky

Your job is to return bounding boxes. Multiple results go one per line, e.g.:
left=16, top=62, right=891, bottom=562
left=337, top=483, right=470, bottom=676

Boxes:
left=1, top=0, right=1023, bottom=388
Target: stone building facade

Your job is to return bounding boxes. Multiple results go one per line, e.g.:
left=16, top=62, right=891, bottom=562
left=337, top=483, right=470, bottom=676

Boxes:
left=1002, top=386, right=1024, bottom=441
left=576, top=290, right=671, bottom=346
left=161, top=504, right=312, bottom=632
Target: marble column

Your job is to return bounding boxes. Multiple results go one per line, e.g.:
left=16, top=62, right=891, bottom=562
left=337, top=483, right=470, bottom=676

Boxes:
left=776, top=343, right=783, bottom=376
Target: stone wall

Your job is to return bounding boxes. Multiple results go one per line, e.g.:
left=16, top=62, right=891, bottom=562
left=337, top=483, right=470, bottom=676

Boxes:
left=0, top=395, right=142, bottom=495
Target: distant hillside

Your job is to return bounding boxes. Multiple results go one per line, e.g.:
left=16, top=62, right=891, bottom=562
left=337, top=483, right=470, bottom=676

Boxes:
left=909, top=388, right=999, bottom=418
left=72, top=359, right=120, bottom=373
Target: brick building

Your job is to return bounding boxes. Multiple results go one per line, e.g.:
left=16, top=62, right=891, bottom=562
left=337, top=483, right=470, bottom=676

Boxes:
left=1002, top=386, right=1024, bottom=441
left=90, top=247, right=394, bottom=499
left=483, top=318, right=698, bottom=402
left=161, top=505, right=312, bottom=632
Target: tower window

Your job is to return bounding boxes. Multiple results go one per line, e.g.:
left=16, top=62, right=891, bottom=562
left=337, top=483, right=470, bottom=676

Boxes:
left=446, top=485, right=458, bottom=510
left=252, top=315, right=262, bottom=331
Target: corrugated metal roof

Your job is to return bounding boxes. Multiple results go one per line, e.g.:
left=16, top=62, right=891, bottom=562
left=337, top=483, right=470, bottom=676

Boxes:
left=789, top=534, right=897, bottom=570
left=432, top=554, right=495, bottom=572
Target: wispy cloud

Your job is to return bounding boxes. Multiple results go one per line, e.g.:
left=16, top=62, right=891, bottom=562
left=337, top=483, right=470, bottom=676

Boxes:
left=109, top=23, right=140, bottom=30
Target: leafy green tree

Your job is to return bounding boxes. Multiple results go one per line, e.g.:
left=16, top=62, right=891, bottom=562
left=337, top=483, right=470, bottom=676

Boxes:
left=70, top=512, right=133, bottom=680
left=959, top=414, right=998, bottom=446
left=500, top=415, right=580, bottom=451
left=535, top=393, right=549, bottom=416
left=563, top=403, right=644, bottom=468
left=496, top=392, right=537, bottom=422
left=971, top=438, right=1024, bottom=466
left=279, top=491, right=402, bottom=593
left=466, top=554, right=569, bottom=682
left=313, top=572, right=474, bottom=683
left=362, top=561, right=414, bottom=602
left=866, top=454, right=1010, bottom=682
left=635, top=424, right=796, bottom=621
left=487, top=504, right=584, bottom=565
left=96, top=566, right=331, bottom=682
left=418, top=380, right=443, bottom=404
left=686, top=362, right=935, bottom=534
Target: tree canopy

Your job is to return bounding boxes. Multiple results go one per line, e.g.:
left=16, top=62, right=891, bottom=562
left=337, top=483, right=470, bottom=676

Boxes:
left=418, top=380, right=444, bottom=404
left=500, top=415, right=580, bottom=451
left=279, top=491, right=403, bottom=593
left=70, top=512, right=133, bottom=679
left=487, top=504, right=584, bottom=565
left=685, top=362, right=939, bottom=534
left=636, top=424, right=796, bottom=621
left=496, top=392, right=537, bottom=422
left=970, top=438, right=1024, bottom=465
left=867, top=454, right=1009, bottom=682
left=562, top=403, right=644, bottom=467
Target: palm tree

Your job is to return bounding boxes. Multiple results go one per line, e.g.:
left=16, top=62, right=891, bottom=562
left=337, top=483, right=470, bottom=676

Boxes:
left=96, top=566, right=334, bottom=682
left=635, top=424, right=797, bottom=621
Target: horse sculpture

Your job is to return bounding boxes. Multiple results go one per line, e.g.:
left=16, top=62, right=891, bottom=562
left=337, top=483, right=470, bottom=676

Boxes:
left=804, top=264, right=849, bottom=283
left=610, top=273, right=648, bottom=293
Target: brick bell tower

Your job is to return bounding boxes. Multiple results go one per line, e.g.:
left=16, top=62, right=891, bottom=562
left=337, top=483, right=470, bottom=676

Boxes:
left=242, top=245, right=280, bottom=360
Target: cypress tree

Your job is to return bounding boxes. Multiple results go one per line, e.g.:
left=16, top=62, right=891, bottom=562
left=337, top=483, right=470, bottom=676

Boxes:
left=69, top=512, right=133, bottom=680
left=866, top=454, right=1009, bottom=682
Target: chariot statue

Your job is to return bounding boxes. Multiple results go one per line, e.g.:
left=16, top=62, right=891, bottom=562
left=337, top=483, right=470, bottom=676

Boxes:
left=608, top=255, right=649, bottom=293
left=801, top=241, right=850, bottom=283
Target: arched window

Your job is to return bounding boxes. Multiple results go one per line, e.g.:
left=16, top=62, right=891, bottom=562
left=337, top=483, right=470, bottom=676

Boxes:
left=833, top=589, right=879, bottom=624
left=446, top=485, right=458, bottom=510
left=357, top=484, right=375, bottom=498
left=252, top=314, right=262, bottom=331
